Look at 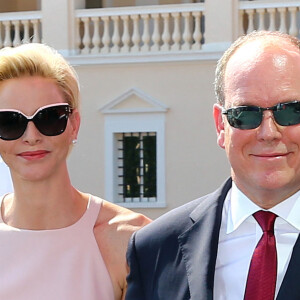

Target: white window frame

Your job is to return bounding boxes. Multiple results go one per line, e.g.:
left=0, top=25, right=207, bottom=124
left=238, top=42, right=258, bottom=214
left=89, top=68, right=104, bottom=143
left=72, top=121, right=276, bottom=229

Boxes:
left=100, top=88, right=167, bottom=208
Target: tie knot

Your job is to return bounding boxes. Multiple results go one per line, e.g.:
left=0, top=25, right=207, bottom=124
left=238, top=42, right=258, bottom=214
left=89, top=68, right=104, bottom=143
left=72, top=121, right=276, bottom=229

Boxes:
left=253, top=210, right=277, bottom=233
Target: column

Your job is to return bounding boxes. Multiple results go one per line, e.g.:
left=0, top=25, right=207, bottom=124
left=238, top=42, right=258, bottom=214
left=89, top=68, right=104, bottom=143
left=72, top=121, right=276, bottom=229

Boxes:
left=202, top=0, right=239, bottom=52
left=41, top=0, right=85, bottom=55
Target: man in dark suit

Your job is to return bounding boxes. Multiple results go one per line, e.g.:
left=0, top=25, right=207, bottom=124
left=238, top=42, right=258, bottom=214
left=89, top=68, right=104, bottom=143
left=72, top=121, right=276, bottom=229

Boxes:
left=125, top=31, right=300, bottom=300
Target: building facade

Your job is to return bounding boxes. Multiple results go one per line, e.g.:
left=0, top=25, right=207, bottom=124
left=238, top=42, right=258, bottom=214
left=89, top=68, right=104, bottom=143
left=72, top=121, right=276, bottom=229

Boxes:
left=0, top=0, right=298, bottom=219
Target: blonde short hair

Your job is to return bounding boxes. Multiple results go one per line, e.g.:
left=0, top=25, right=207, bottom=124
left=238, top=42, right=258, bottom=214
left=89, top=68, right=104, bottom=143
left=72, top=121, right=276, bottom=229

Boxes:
left=0, top=43, right=80, bottom=109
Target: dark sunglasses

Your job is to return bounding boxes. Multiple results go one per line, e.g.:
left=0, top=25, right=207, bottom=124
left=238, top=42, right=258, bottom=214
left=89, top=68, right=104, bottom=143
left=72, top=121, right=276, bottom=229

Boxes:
left=0, top=103, right=72, bottom=141
left=222, top=101, right=300, bottom=130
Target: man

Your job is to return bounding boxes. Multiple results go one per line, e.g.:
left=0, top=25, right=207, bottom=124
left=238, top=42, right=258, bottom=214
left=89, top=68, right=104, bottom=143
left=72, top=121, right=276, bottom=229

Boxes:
left=125, top=31, right=300, bottom=300
left=0, top=157, right=13, bottom=195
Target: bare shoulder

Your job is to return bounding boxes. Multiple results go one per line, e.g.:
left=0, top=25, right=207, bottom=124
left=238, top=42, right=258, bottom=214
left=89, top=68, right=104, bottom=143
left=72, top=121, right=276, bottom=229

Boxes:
left=95, top=199, right=151, bottom=234
left=93, top=197, right=151, bottom=300
left=94, top=199, right=151, bottom=262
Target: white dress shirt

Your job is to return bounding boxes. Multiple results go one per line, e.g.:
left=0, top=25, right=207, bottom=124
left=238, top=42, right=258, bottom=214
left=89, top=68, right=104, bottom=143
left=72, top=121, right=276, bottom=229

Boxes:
left=214, top=182, right=300, bottom=300
left=0, top=157, right=13, bottom=196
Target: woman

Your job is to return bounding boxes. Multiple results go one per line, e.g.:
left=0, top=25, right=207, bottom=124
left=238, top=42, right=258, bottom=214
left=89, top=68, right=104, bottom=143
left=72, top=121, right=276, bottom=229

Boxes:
left=0, top=43, right=150, bottom=300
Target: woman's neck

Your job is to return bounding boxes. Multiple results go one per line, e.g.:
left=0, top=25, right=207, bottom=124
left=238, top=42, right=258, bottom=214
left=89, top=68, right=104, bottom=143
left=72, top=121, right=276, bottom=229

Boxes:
left=1, top=173, right=87, bottom=230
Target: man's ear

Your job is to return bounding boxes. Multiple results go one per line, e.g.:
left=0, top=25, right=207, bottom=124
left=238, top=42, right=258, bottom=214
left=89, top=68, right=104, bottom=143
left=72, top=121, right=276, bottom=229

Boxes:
left=213, top=104, right=225, bottom=149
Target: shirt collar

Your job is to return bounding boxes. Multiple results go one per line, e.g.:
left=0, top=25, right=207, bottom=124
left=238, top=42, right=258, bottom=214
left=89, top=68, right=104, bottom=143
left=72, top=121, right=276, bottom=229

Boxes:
left=227, top=182, right=300, bottom=234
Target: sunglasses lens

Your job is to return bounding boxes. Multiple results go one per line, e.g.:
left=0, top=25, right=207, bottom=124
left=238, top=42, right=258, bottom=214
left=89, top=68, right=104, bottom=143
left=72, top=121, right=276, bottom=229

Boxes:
left=274, top=102, right=300, bottom=126
left=226, top=106, right=262, bottom=130
left=0, top=112, right=27, bottom=140
left=34, top=105, right=70, bottom=136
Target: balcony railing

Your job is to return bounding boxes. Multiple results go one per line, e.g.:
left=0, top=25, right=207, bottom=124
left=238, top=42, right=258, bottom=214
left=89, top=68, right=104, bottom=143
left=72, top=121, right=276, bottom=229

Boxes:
left=240, top=1, right=300, bottom=36
left=0, top=11, right=42, bottom=48
left=75, top=3, right=204, bottom=55
left=0, top=1, right=300, bottom=58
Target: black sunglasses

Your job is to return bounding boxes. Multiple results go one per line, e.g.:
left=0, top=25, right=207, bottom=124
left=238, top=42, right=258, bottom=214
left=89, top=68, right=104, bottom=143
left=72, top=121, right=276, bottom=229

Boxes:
left=222, top=101, right=300, bottom=130
left=0, top=103, right=72, bottom=141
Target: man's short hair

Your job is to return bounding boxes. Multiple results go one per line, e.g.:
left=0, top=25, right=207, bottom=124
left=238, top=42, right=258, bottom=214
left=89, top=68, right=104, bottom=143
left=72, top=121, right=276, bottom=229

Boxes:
left=214, top=31, right=300, bottom=106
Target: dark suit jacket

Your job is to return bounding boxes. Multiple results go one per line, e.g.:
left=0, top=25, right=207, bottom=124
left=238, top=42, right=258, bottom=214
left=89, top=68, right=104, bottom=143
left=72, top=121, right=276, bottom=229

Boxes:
left=126, top=178, right=300, bottom=300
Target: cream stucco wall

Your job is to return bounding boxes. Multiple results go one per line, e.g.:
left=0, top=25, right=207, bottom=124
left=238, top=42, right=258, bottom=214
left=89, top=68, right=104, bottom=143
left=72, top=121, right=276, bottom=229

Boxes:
left=67, top=59, right=230, bottom=219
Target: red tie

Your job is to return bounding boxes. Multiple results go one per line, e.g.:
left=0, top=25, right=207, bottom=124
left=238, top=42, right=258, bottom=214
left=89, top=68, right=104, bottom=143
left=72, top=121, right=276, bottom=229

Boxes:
left=244, top=210, right=278, bottom=300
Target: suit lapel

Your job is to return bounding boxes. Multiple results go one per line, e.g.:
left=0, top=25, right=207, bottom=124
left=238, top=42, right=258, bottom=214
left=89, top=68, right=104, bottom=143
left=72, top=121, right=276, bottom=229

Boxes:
left=178, top=179, right=232, bottom=300
left=277, top=234, right=300, bottom=300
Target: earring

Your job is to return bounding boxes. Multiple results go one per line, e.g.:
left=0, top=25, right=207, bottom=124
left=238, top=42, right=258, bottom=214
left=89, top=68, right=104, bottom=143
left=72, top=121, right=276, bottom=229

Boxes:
left=72, top=139, right=77, bottom=145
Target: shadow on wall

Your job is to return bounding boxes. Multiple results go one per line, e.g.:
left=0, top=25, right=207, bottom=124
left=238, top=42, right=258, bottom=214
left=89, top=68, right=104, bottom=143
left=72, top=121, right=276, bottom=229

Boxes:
left=87, top=0, right=204, bottom=9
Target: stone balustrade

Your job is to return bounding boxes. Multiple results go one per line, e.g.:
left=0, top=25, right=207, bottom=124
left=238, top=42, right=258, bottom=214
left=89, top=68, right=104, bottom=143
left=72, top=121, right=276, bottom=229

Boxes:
left=75, top=3, right=204, bottom=55
left=1, top=1, right=300, bottom=57
left=240, top=1, right=300, bottom=36
left=0, top=11, right=42, bottom=48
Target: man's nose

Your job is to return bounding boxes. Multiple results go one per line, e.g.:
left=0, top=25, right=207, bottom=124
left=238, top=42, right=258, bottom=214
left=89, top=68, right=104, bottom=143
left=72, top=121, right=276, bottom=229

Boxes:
left=256, top=111, right=282, bottom=141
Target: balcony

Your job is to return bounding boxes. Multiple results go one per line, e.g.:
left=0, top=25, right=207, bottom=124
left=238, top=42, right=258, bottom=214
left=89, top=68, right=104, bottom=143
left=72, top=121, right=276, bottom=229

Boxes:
left=0, top=11, right=42, bottom=47
left=239, top=1, right=300, bottom=36
left=0, top=0, right=300, bottom=62
left=75, top=4, right=204, bottom=55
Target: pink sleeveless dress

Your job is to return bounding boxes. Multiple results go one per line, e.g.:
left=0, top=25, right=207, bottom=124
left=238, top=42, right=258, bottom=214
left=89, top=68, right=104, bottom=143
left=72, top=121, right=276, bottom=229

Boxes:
left=0, top=195, right=114, bottom=300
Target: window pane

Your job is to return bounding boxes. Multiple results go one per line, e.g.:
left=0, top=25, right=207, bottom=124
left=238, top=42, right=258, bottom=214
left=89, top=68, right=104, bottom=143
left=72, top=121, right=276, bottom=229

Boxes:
left=117, top=132, right=157, bottom=202
left=123, top=136, right=140, bottom=198
left=143, top=135, right=156, bottom=197
left=86, top=0, right=102, bottom=8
